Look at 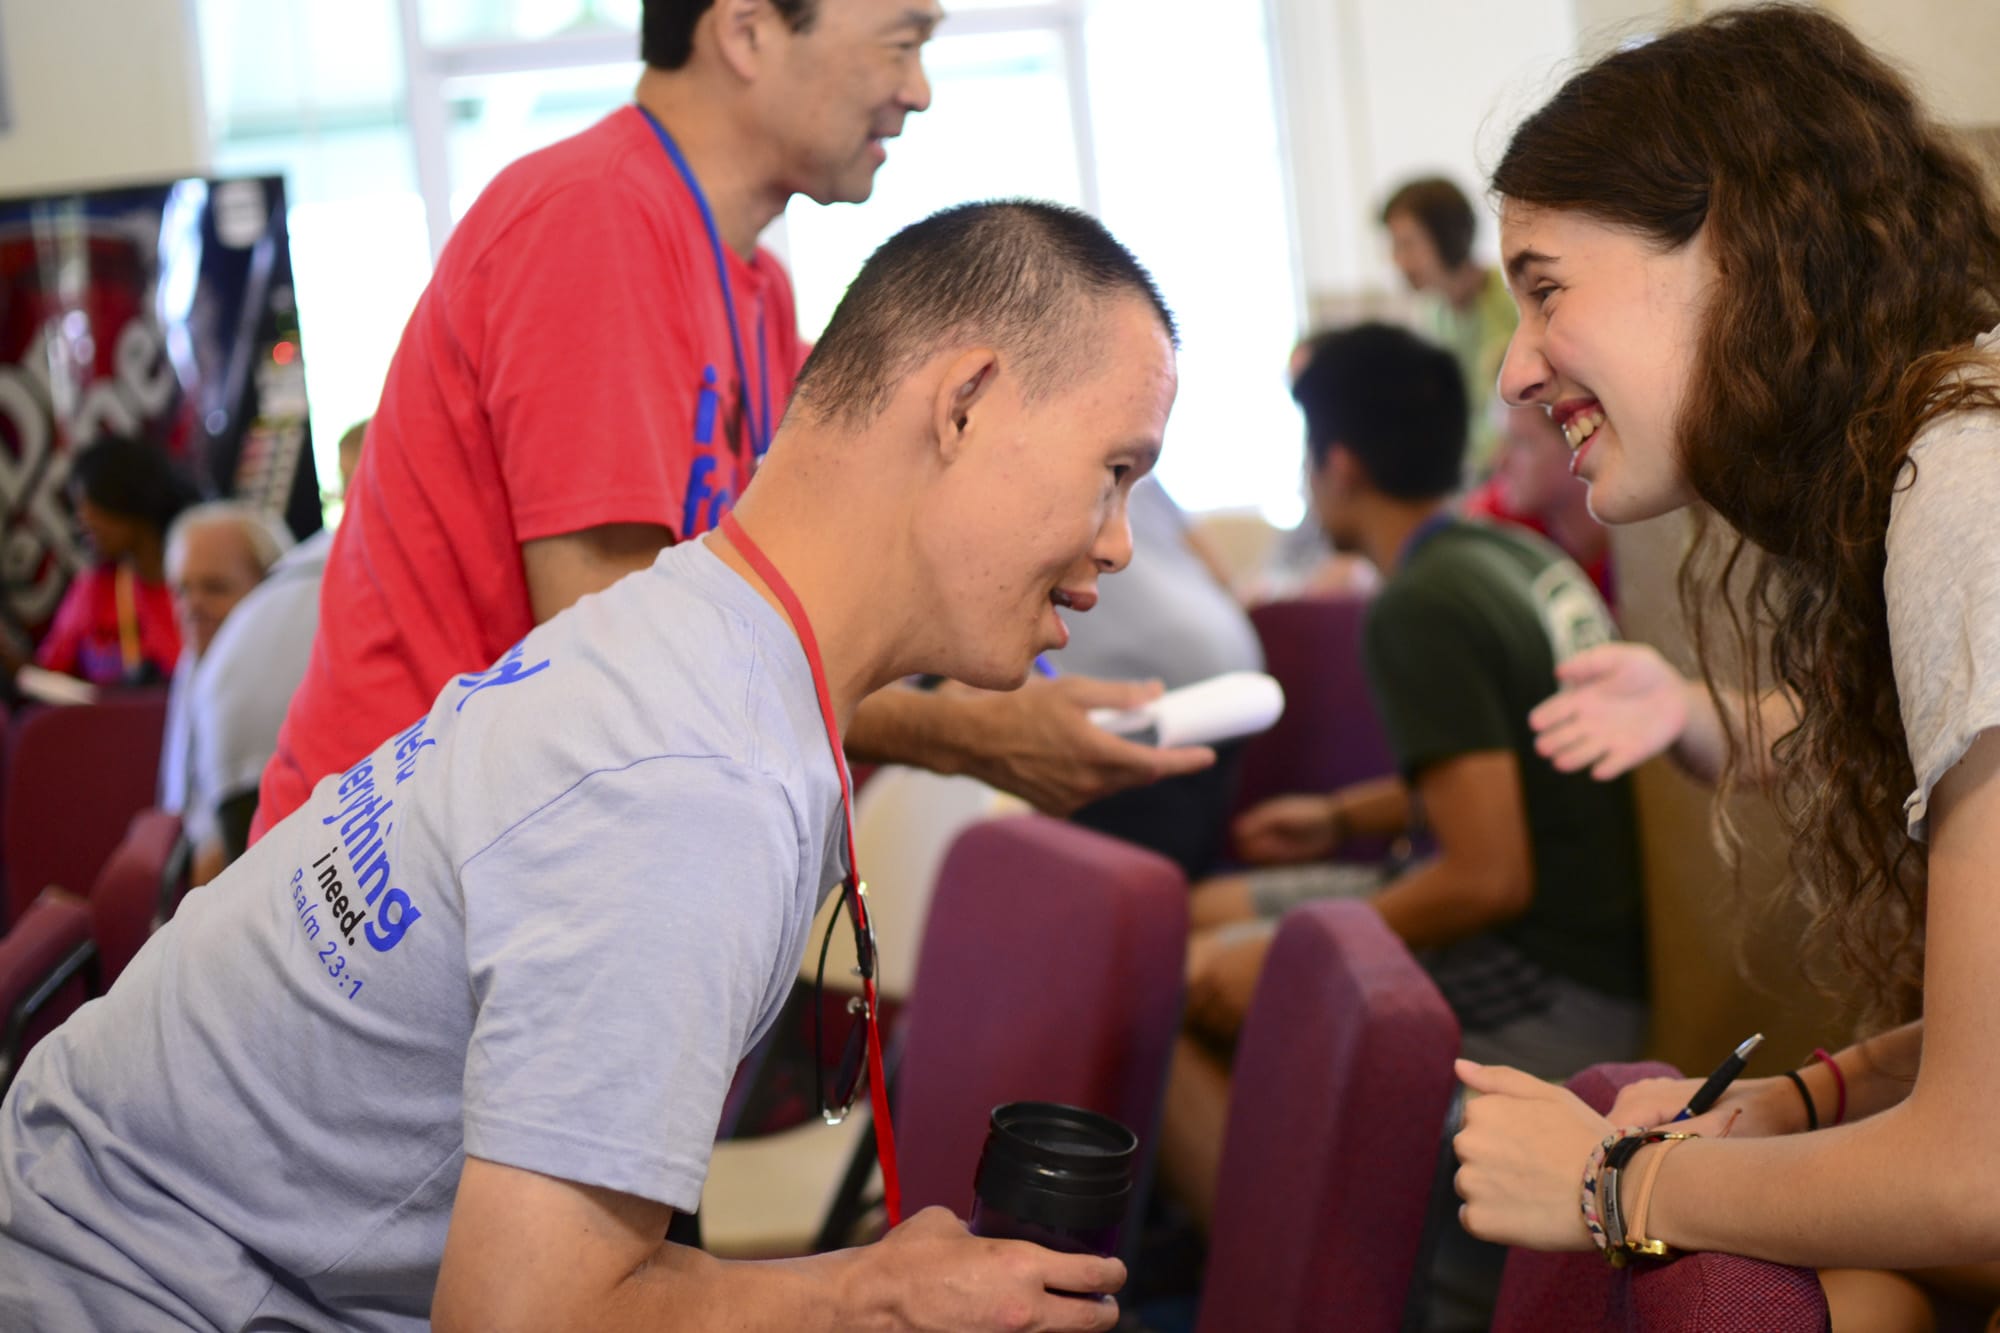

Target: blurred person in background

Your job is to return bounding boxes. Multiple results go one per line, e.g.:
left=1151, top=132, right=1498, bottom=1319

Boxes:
left=5, top=435, right=191, bottom=691
left=1382, top=176, right=1518, bottom=479
left=1161, top=325, right=1644, bottom=1331
left=1061, top=476, right=1265, bottom=878
left=1463, top=402, right=1613, bottom=606
left=157, top=502, right=294, bottom=860
left=172, top=421, right=367, bottom=884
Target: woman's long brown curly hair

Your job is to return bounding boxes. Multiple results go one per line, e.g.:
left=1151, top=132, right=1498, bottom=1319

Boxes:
left=1492, top=3, right=2000, bottom=1018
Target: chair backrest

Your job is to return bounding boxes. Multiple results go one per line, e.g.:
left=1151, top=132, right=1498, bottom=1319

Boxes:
left=893, top=816, right=1188, bottom=1244
left=799, top=767, right=1023, bottom=1003
left=0, top=893, right=96, bottom=1098
left=1196, top=900, right=1461, bottom=1333
left=1491, top=1061, right=1830, bottom=1333
left=1234, top=596, right=1396, bottom=817
left=2, top=692, right=169, bottom=930
left=86, top=808, right=185, bottom=989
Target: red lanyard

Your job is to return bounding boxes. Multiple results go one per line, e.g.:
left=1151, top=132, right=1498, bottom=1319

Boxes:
left=719, top=512, right=903, bottom=1226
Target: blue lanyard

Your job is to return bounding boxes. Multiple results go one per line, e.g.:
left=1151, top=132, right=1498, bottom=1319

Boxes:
left=636, top=106, right=773, bottom=462
left=1398, top=510, right=1458, bottom=567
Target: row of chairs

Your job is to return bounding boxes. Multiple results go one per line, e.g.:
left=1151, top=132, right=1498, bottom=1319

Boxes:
left=0, top=807, right=186, bottom=1095
left=0, top=692, right=184, bottom=1095
left=695, top=589, right=1830, bottom=1329
left=711, top=808, right=1830, bottom=1331
left=1, top=691, right=171, bottom=929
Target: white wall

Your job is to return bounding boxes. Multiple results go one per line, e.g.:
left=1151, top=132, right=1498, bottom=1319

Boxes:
left=0, top=0, right=209, bottom=194
left=1269, top=0, right=1576, bottom=314
left=1832, top=0, right=2000, bottom=128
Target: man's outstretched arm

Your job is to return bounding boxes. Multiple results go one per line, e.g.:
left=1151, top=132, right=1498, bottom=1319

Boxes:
left=432, top=1156, right=1124, bottom=1333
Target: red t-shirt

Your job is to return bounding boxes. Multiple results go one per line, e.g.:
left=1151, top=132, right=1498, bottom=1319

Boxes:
left=253, top=108, right=803, bottom=837
left=34, top=564, right=181, bottom=686
left=1461, top=478, right=1616, bottom=609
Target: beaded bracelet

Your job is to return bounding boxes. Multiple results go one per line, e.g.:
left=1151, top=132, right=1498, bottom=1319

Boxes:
left=1582, top=1127, right=1698, bottom=1266
left=1580, top=1130, right=1625, bottom=1261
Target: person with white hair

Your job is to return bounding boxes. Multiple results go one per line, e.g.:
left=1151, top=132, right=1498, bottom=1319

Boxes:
left=158, top=500, right=295, bottom=879
left=178, top=421, right=370, bottom=884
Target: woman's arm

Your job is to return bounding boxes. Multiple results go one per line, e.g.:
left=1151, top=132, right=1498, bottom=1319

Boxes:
left=1455, top=730, right=2000, bottom=1268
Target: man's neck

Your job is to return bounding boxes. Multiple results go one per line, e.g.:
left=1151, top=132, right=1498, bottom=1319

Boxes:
left=708, top=474, right=912, bottom=731
left=1358, top=497, right=1452, bottom=578
left=635, top=69, right=788, bottom=260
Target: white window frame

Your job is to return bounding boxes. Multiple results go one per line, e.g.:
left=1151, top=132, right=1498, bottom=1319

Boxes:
left=393, top=0, right=1101, bottom=261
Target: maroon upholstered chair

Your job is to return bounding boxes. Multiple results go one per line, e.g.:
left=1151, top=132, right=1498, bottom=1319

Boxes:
left=1196, top=899, right=1461, bottom=1333
left=1490, top=1061, right=1830, bottom=1333
left=1233, top=596, right=1398, bottom=856
left=0, top=891, right=95, bottom=1097
left=86, top=808, right=186, bottom=989
left=2, top=692, right=169, bottom=930
left=892, top=815, right=1188, bottom=1251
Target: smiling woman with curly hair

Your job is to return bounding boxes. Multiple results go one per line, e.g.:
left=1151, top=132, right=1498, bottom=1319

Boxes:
left=1447, top=0, right=2000, bottom=1290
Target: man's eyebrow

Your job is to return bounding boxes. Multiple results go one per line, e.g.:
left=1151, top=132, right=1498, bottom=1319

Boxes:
left=890, top=6, right=944, bottom=36
left=1505, top=248, right=1558, bottom=283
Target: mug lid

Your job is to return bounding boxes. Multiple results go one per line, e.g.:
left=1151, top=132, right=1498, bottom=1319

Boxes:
left=973, top=1101, right=1138, bottom=1231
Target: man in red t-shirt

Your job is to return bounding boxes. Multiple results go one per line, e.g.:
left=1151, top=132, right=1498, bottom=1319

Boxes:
left=255, top=0, right=1213, bottom=837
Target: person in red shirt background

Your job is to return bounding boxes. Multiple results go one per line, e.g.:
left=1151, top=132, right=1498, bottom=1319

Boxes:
left=254, top=0, right=1214, bottom=840
left=1462, top=402, right=1615, bottom=609
left=7, top=435, right=189, bottom=689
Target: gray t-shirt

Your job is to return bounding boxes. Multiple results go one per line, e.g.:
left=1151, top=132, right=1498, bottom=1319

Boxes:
left=1057, top=478, right=1263, bottom=689
left=1886, top=328, right=2000, bottom=841
left=0, top=538, right=847, bottom=1330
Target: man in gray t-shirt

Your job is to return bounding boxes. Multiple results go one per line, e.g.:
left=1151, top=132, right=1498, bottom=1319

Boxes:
left=0, top=201, right=1179, bottom=1331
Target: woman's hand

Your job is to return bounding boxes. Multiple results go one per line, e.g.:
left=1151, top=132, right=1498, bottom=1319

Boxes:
left=1528, top=642, right=1692, bottom=780
left=1604, top=1074, right=1804, bottom=1139
left=1451, top=1060, right=1610, bottom=1252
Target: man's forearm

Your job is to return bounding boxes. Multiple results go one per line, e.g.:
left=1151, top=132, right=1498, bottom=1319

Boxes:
left=845, top=685, right=978, bottom=773
left=1369, top=857, right=1528, bottom=951
left=606, top=1243, right=864, bottom=1333
left=439, top=1240, right=864, bottom=1333
left=1331, top=775, right=1413, bottom=840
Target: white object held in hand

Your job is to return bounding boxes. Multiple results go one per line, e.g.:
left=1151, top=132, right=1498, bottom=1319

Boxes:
left=1088, top=671, right=1285, bottom=748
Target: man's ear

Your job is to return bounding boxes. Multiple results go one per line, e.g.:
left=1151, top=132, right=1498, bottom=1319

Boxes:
left=1307, top=442, right=1359, bottom=510
left=709, top=0, right=771, bottom=81
left=931, top=349, right=1002, bottom=463
left=1325, top=444, right=1366, bottom=493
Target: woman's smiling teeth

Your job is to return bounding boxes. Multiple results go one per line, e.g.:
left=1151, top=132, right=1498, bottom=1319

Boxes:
left=1562, top=408, right=1606, bottom=451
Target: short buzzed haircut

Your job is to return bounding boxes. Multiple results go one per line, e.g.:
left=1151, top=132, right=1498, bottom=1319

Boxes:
left=793, top=200, right=1178, bottom=426
left=1380, top=176, right=1478, bottom=271
left=641, top=0, right=817, bottom=71
left=1294, top=322, right=1467, bottom=501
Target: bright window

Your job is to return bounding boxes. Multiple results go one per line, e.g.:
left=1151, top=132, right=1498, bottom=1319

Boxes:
left=197, top=0, right=1305, bottom=521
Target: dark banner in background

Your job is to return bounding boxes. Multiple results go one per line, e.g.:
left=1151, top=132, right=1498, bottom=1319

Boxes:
left=0, top=174, right=319, bottom=644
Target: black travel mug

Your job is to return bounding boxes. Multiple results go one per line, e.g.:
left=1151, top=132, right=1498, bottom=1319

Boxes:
left=967, top=1101, right=1138, bottom=1260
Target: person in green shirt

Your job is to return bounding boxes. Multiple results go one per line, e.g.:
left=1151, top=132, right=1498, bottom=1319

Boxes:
left=1161, top=330, right=1646, bottom=1327
left=1382, top=176, right=1519, bottom=478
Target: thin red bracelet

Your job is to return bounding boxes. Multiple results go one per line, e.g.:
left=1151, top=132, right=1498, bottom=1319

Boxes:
left=1811, top=1048, right=1847, bottom=1126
